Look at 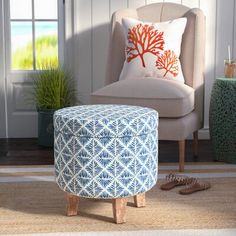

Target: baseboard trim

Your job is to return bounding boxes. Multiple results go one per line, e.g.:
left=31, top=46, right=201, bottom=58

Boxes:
left=186, top=128, right=209, bottom=140
left=198, top=128, right=210, bottom=140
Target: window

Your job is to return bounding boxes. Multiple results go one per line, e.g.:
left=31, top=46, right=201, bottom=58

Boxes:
left=10, top=0, right=60, bottom=70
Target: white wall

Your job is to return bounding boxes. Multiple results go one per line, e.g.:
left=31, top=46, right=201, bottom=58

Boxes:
left=70, top=0, right=236, bottom=139
left=0, top=0, right=235, bottom=138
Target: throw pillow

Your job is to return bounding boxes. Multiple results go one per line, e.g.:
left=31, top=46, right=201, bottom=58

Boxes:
left=119, top=17, right=187, bottom=83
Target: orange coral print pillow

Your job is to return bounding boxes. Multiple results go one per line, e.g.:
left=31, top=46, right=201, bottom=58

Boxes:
left=156, top=50, right=179, bottom=77
left=126, top=24, right=165, bottom=67
left=119, top=17, right=187, bottom=83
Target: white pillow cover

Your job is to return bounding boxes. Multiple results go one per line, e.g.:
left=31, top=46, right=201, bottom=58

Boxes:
left=119, top=17, right=187, bottom=83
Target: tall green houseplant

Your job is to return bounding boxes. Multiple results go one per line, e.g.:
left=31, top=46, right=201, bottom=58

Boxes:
left=32, top=65, right=76, bottom=147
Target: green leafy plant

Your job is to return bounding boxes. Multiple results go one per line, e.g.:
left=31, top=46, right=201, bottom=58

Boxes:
left=32, top=64, right=76, bottom=110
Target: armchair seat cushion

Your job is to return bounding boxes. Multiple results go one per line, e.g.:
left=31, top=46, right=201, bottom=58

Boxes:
left=91, top=78, right=194, bottom=118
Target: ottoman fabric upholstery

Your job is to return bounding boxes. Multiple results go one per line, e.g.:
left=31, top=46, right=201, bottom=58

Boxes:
left=54, top=105, right=158, bottom=199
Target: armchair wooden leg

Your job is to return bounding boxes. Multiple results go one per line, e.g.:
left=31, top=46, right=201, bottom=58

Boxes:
left=134, top=193, right=146, bottom=208
left=179, top=140, right=185, bottom=172
left=112, top=198, right=127, bottom=224
left=67, top=193, right=79, bottom=216
left=193, top=131, right=198, bottom=158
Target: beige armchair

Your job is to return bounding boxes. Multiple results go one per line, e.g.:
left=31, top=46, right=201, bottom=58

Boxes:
left=91, top=3, right=205, bottom=172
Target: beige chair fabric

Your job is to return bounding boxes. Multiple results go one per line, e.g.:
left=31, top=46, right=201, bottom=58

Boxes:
left=92, top=78, right=195, bottom=118
left=91, top=2, right=205, bottom=142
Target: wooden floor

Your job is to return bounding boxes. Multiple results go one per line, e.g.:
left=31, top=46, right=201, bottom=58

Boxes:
left=0, top=138, right=215, bottom=165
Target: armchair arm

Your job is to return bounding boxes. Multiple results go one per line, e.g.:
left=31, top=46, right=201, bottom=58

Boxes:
left=181, top=8, right=206, bottom=128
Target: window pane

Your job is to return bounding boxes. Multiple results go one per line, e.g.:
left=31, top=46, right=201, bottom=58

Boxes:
left=10, top=0, right=32, bottom=19
left=11, top=22, right=33, bottom=70
left=35, top=21, right=58, bottom=69
left=34, top=0, right=58, bottom=19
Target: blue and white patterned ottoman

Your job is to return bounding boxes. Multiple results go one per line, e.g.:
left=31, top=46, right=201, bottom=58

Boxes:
left=54, top=105, right=158, bottom=223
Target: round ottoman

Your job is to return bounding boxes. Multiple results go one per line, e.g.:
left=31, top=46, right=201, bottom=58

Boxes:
left=54, top=104, right=158, bottom=223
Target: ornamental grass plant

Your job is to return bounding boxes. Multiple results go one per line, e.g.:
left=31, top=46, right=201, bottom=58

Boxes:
left=32, top=64, right=76, bottom=110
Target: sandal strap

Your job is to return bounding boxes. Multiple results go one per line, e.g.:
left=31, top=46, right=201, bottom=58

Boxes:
left=185, top=179, right=210, bottom=190
left=184, top=179, right=199, bottom=189
left=166, top=173, right=195, bottom=185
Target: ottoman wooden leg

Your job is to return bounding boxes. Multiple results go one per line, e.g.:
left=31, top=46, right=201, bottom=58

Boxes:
left=112, top=198, right=127, bottom=224
left=67, top=193, right=79, bottom=216
left=134, top=193, right=146, bottom=207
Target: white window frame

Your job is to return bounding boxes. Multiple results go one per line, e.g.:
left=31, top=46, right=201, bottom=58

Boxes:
left=4, top=0, right=64, bottom=76
left=0, top=0, right=7, bottom=138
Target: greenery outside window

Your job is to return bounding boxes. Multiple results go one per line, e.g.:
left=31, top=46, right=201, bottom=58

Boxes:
left=10, top=0, right=60, bottom=70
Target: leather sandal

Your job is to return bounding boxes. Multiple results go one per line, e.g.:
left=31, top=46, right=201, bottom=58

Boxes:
left=179, top=179, right=211, bottom=195
left=160, top=173, right=195, bottom=190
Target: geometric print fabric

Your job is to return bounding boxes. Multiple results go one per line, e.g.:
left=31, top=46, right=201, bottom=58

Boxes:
left=54, top=105, right=158, bottom=199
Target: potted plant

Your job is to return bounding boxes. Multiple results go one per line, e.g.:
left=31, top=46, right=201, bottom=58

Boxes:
left=32, top=64, right=76, bottom=147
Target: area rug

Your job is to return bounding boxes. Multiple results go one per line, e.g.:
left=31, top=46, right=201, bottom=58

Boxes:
left=0, top=163, right=236, bottom=235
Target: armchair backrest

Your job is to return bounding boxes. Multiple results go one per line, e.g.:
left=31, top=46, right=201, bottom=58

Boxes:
left=106, top=2, right=205, bottom=90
